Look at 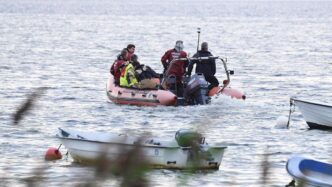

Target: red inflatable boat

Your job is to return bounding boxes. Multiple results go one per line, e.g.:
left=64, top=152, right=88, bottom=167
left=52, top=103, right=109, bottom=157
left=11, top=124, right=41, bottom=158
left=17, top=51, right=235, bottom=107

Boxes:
left=106, top=77, right=177, bottom=106
left=106, top=57, right=245, bottom=106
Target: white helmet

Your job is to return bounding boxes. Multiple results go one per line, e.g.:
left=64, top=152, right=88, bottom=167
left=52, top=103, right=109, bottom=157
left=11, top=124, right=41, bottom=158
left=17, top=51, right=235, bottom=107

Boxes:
left=174, top=40, right=184, bottom=52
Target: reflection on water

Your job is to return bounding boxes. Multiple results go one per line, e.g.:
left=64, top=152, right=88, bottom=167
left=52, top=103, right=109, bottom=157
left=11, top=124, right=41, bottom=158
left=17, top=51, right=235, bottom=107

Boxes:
left=1, top=0, right=332, bottom=186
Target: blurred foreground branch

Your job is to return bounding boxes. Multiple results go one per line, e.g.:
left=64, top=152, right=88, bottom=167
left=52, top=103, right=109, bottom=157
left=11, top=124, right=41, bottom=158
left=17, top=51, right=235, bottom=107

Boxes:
left=12, top=87, right=47, bottom=125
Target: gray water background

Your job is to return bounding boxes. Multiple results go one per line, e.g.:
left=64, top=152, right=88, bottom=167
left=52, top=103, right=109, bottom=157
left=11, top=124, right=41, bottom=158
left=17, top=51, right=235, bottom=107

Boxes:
left=1, top=0, right=332, bottom=186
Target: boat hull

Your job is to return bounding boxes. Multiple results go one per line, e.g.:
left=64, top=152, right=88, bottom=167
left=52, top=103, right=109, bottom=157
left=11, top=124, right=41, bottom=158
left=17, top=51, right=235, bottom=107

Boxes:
left=57, top=128, right=227, bottom=169
left=286, top=156, right=332, bottom=187
left=106, top=76, right=176, bottom=106
left=106, top=74, right=245, bottom=106
left=292, top=98, right=332, bottom=129
left=208, top=86, right=245, bottom=100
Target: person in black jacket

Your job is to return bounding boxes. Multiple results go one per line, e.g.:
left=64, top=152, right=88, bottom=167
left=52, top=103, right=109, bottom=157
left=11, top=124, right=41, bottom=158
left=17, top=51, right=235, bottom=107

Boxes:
left=187, top=42, right=219, bottom=90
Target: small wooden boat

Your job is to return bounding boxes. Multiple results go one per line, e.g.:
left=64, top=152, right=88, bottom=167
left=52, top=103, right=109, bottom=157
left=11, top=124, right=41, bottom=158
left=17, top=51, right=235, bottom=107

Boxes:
left=286, top=155, right=332, bottom=187
left=290, top=98, right=332, bottom=129
left=57, top=128, right=227, bottom=169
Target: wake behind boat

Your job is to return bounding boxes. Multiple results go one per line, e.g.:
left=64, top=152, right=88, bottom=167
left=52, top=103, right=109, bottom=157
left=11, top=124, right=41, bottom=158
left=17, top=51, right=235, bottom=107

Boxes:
left=56, top=128, right=227, bottom=169
left=286, top=155, right=332, bottom=187
left=290, top=98, right=332, bottom=129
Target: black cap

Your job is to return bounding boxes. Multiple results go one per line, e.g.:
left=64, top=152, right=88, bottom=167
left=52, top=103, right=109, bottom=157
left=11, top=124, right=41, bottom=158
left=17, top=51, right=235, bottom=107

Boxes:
left=201, top=42, right=208, bottom=50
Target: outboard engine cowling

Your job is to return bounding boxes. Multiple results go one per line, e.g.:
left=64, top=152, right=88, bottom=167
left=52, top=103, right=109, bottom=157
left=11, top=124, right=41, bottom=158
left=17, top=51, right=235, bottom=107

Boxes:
left=175, top=129, right=204, bottom=147
left=184, top=74, right=211, bottom=105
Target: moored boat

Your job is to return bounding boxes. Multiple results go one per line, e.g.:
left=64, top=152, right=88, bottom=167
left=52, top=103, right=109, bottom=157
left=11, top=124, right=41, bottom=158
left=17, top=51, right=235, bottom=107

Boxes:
left=286, top=155, right=332, bottom=187
left=290, top=98, right=332, bottom=129
left=56, top=128, right=227, bottom=169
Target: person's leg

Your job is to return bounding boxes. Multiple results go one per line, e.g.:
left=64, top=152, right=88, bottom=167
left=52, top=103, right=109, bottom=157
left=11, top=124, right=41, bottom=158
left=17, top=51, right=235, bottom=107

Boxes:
left=176, top=82, right=184, bottom=97
left=145, top=66, right=160, bottom=78
left=139, top=79, right=158, bottom=89
left=205, top=75, right=219, bottom=90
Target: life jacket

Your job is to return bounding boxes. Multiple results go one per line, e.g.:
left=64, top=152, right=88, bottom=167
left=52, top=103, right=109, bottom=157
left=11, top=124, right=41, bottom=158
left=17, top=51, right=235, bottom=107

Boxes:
left=111, top=59, right=127, bottom=84
left=120, top=63, right=138, bottom=87
left=164, top=51, right=188, bottom=83
left=126, top=52, right=134, bottom=61
left=161, top=49, right=184, bottom=70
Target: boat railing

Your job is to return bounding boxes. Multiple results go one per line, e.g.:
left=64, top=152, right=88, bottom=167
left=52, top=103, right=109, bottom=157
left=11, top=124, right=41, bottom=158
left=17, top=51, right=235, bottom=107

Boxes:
left=161, top=56, right=232, bottom=92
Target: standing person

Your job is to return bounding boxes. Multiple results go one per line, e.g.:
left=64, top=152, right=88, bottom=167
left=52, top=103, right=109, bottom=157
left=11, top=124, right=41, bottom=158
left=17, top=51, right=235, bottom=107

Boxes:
left=161, top=40, right=188, bottom=96
left=161, top=40, right=187, bottom=74
left=187, top=42, right=219, bottom=90
left=110, top=48, right=128, bottom=85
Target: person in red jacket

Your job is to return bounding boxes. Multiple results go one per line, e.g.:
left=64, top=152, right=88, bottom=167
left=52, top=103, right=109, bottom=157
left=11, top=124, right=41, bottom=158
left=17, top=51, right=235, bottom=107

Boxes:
left=126, top=44, right=135, bottom=61
left=116, top=44, right=135, bottom=62
left=110, top=48, right=128, bottom=85
left=161, top=40, right=188, bottom=96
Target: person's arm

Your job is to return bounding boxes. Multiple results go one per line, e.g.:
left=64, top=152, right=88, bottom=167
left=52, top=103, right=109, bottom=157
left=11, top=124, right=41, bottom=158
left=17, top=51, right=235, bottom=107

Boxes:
left=110, top=62, right=115, bottom=75
left=187, top=52, right=199, bottom=75
left=187, top=62, right=194, bottom=76
left=209, top=52, right=216, bottom=75
left=161, top=50, right=171, bottom=70
left=182, top=51, right=188, bottom=68
left=127, top=66, right=138, bottom=87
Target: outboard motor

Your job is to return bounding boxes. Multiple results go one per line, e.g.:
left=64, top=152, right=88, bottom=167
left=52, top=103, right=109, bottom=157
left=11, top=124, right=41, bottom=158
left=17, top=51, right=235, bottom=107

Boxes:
left=175, top=129, right=213, bottom=162
left=184, top=74, right=211, bottom=105
left=175, top=129, right=204, bottom=147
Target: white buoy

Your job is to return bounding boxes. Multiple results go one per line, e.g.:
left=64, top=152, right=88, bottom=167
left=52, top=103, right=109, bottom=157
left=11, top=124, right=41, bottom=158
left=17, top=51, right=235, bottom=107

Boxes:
left=275, top=116, right=289, bottom=129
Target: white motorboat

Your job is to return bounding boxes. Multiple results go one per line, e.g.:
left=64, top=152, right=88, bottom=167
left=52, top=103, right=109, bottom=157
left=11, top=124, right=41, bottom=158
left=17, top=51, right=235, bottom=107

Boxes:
left=286, top=155, right=332, bottom=187
left=290, top=98, right=332, bottom=129
left=56, top=128, right=227, bottom=169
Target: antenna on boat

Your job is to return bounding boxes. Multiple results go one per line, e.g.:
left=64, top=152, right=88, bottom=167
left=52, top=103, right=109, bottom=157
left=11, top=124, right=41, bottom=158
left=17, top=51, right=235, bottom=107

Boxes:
left=196, top=27, right=201, bottom=52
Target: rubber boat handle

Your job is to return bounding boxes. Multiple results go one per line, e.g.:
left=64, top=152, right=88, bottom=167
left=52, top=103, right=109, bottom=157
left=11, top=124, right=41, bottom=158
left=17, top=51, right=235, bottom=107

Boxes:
left=208, top=162, right=218, bottom=166
left=177, top=56, right=219, bottom=61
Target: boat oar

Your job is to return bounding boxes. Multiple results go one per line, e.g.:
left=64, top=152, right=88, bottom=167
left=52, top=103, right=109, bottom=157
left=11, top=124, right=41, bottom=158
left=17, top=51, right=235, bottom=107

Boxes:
left=286, top=98, right=295, bottom=128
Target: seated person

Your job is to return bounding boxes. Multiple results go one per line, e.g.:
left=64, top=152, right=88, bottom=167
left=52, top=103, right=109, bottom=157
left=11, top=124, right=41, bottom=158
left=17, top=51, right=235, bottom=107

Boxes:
left=110, top=48, right=128, bottom=85
left=119, top=62, right=138, bottom=88
left=131, top=55, right=160, bottom=82
left=120, top=56, right=159, bottom=89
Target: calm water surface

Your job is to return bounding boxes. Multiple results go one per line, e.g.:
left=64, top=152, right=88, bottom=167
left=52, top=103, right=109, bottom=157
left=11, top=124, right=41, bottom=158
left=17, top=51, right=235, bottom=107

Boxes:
left=1, top=0, right=332, bottom=186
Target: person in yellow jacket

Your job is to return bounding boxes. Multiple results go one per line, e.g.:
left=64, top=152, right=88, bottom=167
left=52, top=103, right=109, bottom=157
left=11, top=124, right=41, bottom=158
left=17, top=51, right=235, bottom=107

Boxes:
left=120, top=61, right=158, bottom=89
left=120, top=62, right=138, bottom=87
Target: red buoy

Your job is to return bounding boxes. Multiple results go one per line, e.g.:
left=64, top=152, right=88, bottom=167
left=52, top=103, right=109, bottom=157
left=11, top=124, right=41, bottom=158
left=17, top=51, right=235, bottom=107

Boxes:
left=45, top=147, right=62, bottom=161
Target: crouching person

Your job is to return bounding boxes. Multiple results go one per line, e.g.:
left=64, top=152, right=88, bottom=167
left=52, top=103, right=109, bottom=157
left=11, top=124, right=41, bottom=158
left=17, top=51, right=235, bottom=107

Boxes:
left=120, top=60, right=158, bottom=90
left=132, top=55, right=160, bottom=81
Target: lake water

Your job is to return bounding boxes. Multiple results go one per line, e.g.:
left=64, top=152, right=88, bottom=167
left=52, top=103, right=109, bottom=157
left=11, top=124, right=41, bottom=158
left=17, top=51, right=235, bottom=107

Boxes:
left=1, top=0, right=332, bottom=186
